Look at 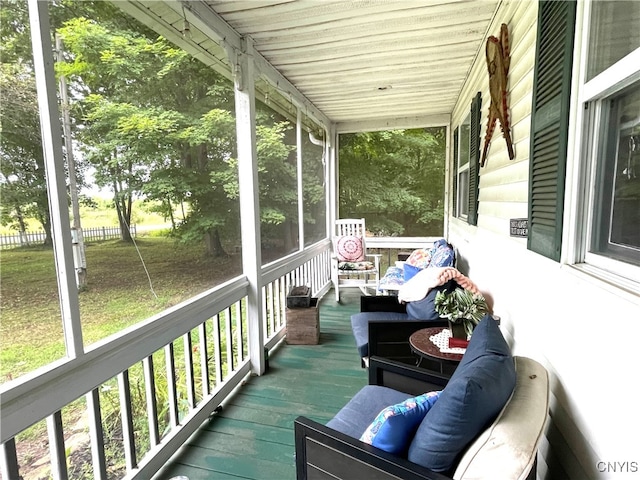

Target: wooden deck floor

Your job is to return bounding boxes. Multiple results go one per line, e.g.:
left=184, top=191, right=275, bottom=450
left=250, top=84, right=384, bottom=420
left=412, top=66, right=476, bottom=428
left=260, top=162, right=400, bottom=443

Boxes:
left=157, top=290, right=367, bottom=480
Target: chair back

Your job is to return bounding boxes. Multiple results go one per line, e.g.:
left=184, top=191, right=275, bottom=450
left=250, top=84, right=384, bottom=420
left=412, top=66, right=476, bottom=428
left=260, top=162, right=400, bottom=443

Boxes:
left=334, top=218, right=368, bottom=250
left=453, top=356, right=549, bottom=480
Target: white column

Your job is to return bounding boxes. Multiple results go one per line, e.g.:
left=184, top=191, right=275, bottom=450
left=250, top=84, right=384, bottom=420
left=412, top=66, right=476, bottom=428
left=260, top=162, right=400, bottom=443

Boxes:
left=328, top=125, right=339, bottom=226
left=233, top=37, right=265, bottom=375
left=297, top=109, right=305, bottom=250
left=28, top=0, right=84, bottom=356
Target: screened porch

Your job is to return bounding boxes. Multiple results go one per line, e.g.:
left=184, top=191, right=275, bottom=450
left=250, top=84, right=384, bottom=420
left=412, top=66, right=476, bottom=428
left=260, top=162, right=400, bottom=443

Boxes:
left=3, top=1, right=468, bottom=477
left=156, top=290, right=366, bottom=480
left=3, top=1, right=639, bottom=479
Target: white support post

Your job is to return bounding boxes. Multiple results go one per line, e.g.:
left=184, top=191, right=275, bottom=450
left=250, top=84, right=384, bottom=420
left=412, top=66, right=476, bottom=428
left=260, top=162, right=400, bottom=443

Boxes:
left=328, top=125, right=339, bottom=228
left=28, top=0, right=84, bottom=356
left=297, top=109, right=305, bottom=252
left=233, top=37, right=265, bottom=375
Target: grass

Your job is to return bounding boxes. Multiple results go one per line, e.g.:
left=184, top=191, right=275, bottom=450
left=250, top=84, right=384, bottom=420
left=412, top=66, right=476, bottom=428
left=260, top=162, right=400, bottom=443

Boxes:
left=0, top=236, right=243, bottom=381
left=0, top=198, right=170, bottom=235
left=1, top=236, right=251, bottom=479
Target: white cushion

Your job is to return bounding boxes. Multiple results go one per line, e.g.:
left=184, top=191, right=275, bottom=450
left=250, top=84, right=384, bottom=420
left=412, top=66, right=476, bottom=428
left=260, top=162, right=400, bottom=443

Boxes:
left=453, top=356, right=549, bottom=480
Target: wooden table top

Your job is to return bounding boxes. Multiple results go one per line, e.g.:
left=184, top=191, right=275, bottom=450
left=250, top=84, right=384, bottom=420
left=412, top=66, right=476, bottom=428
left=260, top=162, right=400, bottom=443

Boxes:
left=409, top=326, right=464, bottom=363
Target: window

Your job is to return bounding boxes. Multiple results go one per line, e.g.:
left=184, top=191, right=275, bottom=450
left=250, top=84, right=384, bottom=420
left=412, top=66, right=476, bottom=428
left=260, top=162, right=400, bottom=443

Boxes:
left=301, top=114, right=327, bottom=247
left=455, top=114, right=471, bottom=219
left=255, top=92, right=299, bottom=265
left=586, top=1, right=640, bottom=82
left=453, top=93, right=481, bottom=225
left=0, top=0, right=245, bottom=380
left=580, top=1, right=640, bottom=277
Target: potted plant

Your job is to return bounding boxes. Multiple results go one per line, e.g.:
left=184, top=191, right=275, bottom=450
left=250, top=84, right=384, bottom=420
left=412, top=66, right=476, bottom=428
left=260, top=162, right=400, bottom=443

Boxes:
left=434, top=287, right=490, bottom=340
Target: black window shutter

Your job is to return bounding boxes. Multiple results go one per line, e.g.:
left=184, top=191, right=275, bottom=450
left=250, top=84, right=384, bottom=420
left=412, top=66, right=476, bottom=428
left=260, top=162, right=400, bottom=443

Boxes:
left=527, top=0, right=576, bottom=261
left=468, top=92, right=482, bottom=226
left=453, top=127, right=459, bottom=217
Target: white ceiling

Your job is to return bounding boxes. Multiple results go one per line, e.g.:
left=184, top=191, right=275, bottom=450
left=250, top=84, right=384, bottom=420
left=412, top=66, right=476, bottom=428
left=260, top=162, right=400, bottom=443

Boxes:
left=120, top=0, right=500, bottom=131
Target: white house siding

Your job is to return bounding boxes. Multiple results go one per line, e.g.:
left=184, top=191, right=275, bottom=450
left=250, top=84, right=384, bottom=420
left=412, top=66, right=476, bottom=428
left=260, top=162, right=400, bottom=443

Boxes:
left=448, top=1, right=639, bottom=479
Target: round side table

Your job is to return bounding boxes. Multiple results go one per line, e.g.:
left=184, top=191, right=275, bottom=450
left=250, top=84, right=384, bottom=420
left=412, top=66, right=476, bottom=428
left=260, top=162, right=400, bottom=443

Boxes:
left=409, top=326, right=464, bottom=375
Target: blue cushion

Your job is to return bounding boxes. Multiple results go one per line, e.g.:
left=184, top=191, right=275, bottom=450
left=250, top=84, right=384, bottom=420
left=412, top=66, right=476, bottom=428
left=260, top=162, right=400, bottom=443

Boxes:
left=360, top=391, right=441, bottom=454
left=403, top=263, right=422, bottom=282
left=350, top=311, right=409, bottom=357
left=405, top=281, right=455, bottom=320
left=407, top=316, right=516, bottom=474
left=326, top=385, right=411, bottom=439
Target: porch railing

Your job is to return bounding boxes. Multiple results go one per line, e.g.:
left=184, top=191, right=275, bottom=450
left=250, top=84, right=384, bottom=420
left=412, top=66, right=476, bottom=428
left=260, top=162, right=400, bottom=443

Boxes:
left=0, top=241, right=331, bottom=480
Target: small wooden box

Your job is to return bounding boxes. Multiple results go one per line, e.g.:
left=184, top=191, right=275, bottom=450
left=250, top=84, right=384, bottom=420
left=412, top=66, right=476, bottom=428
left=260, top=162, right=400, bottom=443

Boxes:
left=286, top=298, right=319, bottom=345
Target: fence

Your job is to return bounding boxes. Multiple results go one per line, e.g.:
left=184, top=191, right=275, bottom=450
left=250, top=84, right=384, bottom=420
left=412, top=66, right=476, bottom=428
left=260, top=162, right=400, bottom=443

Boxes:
left=0, top=225, right=137, bottom=250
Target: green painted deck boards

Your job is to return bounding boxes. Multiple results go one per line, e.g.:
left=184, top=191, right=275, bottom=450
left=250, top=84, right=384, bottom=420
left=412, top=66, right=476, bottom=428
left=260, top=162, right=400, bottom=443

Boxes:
left=158, top=291, right=366, bottom=480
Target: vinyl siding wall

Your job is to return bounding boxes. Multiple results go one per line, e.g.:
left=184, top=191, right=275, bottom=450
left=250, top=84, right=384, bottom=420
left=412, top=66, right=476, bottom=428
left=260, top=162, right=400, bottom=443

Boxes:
left=448, top=1, right=639, bottom=479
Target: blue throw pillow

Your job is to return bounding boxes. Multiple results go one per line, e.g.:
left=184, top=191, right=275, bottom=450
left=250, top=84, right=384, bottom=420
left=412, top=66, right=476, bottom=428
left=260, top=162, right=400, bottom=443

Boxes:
left=407, top=316, right=516, bottom=474
left=360, top=391, right=441, bottom=454
left=403, top=263, right=422, bottom=282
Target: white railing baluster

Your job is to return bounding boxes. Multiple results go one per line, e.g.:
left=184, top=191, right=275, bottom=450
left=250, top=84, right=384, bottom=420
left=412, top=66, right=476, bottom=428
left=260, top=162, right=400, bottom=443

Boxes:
left=235, top=301, right=244, bottom=363
left=199, top=322, right=210, bottom=397
left=183, top=332, right=196, bottom=410
left=225, top=307, right=234, bottom=372
left=118, top=370, right=137, bottom=470
left=268, top=282, right=276, bottom=335
left=143, top=357, right=160, bottom=447
left=213, top=314, right=223, bottom=383
left=164, top=343, right=178, bottom=428
left=274, top=277, right=282, bottom=330
left=47, top=411, right=68, bottom=480
left=86, top=388, right=107, bottom=479
left=279, top=278, right=287, bottom=329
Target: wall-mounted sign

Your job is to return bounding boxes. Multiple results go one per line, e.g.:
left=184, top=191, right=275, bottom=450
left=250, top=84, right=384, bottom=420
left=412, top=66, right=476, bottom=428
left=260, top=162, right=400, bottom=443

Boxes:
left=510, top=218, right=528, bottom=237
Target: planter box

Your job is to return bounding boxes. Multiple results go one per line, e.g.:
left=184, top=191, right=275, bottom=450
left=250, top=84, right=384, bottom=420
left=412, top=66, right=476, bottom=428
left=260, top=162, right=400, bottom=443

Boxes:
left=286, top=298, right=319, bottom=345
left=286, top=286, right=312, bottom=308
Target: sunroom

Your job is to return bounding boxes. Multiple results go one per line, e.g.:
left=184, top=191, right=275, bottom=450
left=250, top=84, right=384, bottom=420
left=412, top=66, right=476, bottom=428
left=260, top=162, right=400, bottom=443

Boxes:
left=1, top=1, right=639, bottom=479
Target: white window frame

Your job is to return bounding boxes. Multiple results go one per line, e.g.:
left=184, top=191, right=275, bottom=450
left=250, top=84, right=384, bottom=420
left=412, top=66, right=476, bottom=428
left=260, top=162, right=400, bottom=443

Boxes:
left=456, top=113, right=471, bottom=219
left=566, top=0, right=640, bottom=293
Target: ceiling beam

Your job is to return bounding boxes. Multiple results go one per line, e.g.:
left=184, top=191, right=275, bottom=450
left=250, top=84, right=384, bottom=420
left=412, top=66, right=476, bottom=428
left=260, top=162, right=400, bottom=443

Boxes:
left=337, top=113, right=450, bottom=134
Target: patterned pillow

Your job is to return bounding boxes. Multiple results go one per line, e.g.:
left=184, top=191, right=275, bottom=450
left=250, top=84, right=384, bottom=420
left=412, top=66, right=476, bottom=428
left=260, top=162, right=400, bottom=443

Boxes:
left=360, top=391, right=441, bottom=454
left=334, top=235, right=365, bottom=262
left=429, top=240, right=455, bottom=267
left=338, top=261, right=375, bottom=271
left=406, top=248, right=431, bottom=269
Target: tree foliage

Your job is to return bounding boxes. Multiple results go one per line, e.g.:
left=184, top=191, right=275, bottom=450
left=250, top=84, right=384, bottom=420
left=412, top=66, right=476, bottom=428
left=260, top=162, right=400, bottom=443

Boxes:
left=338, top=128, right=446, bottom=236
left=1, top=0, right=444, bottom=256
left=0, top=2, right=52, bottom=244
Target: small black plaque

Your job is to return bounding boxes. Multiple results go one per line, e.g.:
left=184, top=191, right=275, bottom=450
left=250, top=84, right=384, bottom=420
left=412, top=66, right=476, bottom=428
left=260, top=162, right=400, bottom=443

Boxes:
left=510, top=218, right=528, bottom=237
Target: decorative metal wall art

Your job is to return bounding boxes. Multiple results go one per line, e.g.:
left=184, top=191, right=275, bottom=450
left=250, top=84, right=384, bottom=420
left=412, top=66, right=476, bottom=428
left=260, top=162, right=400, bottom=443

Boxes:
left=481, top=23, right=515, bottom=167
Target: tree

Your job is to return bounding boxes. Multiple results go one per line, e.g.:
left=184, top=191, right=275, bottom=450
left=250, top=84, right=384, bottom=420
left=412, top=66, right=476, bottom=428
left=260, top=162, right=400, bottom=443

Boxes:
left=0, top=61, right=53, bottom=245
left=0, top=0, right=98, bottom=245
left=167, top=107, right=239, bottom=257
left=57, top=14, right=183, bottom=242
left=57, top=10, right=245, bottom=254
left=17, top=0, right=318, bottom=259
left=338, top=128, right=446, bottom=236
left=255, top=107, right=297, bottom=254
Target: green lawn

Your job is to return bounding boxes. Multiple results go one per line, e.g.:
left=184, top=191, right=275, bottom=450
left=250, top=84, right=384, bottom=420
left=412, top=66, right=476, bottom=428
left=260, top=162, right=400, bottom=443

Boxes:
left=0, top=237, right=242, bottom=382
